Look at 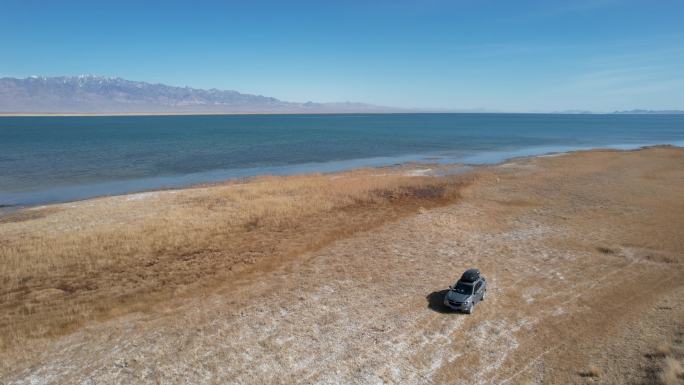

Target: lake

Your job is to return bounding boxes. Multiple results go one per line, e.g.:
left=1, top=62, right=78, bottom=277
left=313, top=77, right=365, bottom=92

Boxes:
left=1, top=113, right=683, bottom=206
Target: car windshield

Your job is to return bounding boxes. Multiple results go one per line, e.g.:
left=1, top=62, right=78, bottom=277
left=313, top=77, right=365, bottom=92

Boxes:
left=452, top=282, right=473, bottom=295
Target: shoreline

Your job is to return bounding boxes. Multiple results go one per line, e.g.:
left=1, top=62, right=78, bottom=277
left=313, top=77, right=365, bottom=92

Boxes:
left=2, top=111, right=684, bottom=117
left=0, top=111, right=410, bottom=117
left=1, top=143, right=681, bottom=212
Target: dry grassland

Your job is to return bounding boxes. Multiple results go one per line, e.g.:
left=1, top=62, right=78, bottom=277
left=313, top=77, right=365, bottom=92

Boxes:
left=0, top=167, right=471, bottom=352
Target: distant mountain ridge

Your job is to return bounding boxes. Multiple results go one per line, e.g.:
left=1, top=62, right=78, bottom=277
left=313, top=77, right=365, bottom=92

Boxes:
left=612, top=109, right=684, bottom=114
left=0, top=75, right=397, bottom=114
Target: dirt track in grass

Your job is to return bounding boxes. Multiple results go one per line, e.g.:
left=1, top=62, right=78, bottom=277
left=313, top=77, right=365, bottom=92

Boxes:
left=2, top=147, right=684, bottom=384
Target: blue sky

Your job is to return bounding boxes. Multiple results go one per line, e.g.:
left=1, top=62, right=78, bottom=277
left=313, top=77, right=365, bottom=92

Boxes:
left=2, top=0, right=683, bottom=112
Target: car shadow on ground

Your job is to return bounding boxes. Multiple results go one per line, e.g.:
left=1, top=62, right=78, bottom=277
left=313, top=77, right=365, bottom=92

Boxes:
left=426, top=289, right=459, bottom=313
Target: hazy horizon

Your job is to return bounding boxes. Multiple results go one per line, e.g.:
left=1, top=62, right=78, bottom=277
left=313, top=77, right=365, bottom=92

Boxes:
left=2, top=0, right=684, bottom=112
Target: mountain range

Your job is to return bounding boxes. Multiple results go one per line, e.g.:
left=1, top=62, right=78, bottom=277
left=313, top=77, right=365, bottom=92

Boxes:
left=0, top=76, right=398, bottom=114
left=1, top=76, right=681, bottom=115
left=612, top=109, right=684, bottom=114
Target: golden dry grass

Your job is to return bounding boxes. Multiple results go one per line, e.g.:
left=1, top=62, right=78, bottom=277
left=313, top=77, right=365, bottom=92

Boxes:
left=658, top=343, right=674, bottom=357
left=584, top=364, right=602, bottom=378
left=0, top=167, right=471, bottom=352
left=660, top=356, right=684, bottom=385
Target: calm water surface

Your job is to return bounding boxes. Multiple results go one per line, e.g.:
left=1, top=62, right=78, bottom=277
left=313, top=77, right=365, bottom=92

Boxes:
left=1, top=113, right=683, bottom=206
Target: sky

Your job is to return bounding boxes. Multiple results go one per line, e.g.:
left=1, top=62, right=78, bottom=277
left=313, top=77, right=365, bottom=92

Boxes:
left=1, top=0, right=683, bottom=112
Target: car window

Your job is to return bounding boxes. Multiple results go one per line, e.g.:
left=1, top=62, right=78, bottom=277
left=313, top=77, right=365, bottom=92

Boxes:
left=475, top=282, right=482, bottom=292
left=453, top=282, right=473, bottom=294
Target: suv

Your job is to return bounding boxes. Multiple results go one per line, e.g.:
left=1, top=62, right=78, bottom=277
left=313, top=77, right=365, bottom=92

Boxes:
left=443, top=268, right=487, bottom=314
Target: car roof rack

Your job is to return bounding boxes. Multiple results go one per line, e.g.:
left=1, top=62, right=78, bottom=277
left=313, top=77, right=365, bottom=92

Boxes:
left=460, top=268, right=480, bottom=283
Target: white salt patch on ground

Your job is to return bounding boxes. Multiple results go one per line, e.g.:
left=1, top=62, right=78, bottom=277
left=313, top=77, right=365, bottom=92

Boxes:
left=403, top=169, right=432, bottom=176
left=123, top=190, right=177, bottom=201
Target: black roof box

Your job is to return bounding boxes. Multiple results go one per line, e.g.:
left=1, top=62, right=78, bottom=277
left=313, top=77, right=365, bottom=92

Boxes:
left=460, top=268, right=480, bottom=283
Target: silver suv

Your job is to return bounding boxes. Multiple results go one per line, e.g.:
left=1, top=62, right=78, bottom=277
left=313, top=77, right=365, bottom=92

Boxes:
left=443, top=268, right=487, bottom=314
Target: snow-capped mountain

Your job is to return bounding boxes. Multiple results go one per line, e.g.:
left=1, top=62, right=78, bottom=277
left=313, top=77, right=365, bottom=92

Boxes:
left=0, top=75, right=394, bottom=113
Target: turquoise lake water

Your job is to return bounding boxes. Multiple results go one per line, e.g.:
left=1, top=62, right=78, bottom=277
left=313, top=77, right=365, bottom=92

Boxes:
left=1, top=113, right=683, bottom=206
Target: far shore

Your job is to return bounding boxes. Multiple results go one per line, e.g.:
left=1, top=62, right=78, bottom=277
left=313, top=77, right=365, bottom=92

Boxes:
left=3, top=111, right=684, bottom=117
left=0, top=111, right=414, bottom=117
left=4, top=111, right=674, bottom=117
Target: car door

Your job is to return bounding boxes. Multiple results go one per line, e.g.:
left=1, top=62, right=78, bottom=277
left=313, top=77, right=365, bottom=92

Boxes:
left=474, top=281, right=483, bottom=302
